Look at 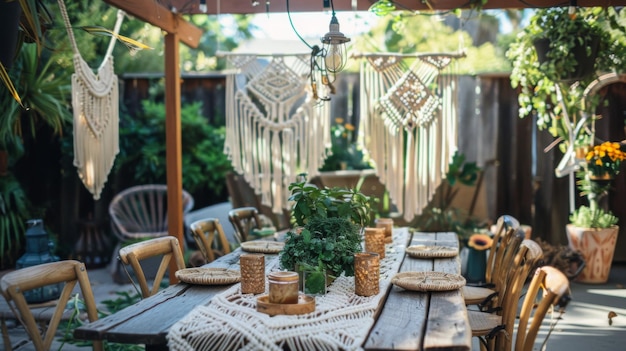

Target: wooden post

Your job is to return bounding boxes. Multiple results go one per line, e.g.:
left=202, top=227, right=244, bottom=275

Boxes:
left=164, top=32, right=183, bottom=284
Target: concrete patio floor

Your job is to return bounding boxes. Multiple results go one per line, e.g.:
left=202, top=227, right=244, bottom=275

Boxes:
left=3, top=262, right=626, bottom=350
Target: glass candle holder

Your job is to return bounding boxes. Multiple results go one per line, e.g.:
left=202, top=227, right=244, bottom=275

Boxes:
left=375, top=217, right=394, bottom=243
left=354, top=252, right=380, bottom=297
left=240, top=253, right=265, bottom=294
left=364, top=227, right=385, bottom=259
left=268, top=271, right=299, bottom=304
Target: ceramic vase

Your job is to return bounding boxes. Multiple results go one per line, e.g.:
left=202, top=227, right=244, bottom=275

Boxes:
left=465, top=247, right=487, bottom=284
left=566, top=224, right=619, bottom=283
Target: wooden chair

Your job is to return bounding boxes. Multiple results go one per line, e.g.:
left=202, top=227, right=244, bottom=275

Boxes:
left=109, top=184, right=195, bottom=241
left=228, top=207, right=263, bottom=244
left=463, top=215, right=523, bottom=310
left=468, top=239, right=545, bottom=351
left=118, top=236, right=186, bottom=298
left=189, top=218, right=232, bottom=263
left=0, top=260, right=102, bottom=351
left=514, top=266, right=570, bottom=351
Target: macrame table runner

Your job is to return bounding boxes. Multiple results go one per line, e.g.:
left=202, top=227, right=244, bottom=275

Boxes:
left=358, top=53, right=463, bottom=222
left=58, top=0, right=122, bottom=200
left=223, top=53, right=331, bottom=214
left=167, top=228, right=408, bottom=351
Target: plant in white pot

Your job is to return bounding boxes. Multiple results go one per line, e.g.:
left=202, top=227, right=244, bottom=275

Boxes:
left=567, top=141, right=626, bottom=283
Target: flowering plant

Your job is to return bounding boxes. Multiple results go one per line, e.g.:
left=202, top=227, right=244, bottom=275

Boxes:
left=585, top=141, right=626, bottom=178
left=570, top=141, right=624, bottom=228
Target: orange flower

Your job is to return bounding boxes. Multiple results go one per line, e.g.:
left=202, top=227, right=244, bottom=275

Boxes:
left=468, top=233, right=493, bottom=251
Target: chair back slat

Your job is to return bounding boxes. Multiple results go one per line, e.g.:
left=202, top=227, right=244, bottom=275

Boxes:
left=228, top=207, right=262, bottom=243
left=118, top=236, right=186, bottom=298
left=0, top=260, right=102, bottom=351
left=515, top=266, right=570, bottom=351
left=190, top=218, right=232, bottom=263
left=494, top=239, right=544, bottom=351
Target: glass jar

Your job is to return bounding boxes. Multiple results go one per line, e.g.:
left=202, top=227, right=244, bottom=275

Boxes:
left=268, top=271, right=299, bottom=304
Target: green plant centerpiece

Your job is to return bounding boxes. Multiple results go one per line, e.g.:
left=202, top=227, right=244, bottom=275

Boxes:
left=507, top=6, right=626, bottom=176
left=279, top=176, right=372, bottom=294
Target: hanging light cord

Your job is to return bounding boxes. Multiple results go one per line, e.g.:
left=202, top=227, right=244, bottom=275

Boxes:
left=286, top=0, right=314, bottom=50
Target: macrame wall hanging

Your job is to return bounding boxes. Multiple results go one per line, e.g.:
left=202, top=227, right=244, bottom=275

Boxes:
left=223, top=53, right=331, bottom=213
left=357, top=52, right=464, bottom=222
left=58, top=0, right=123, bottom=200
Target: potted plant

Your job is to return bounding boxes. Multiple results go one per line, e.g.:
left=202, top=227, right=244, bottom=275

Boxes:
left=279, top=217, right=362, bottom=294
left=279, top=175, right=372, bottom=292
left=566, top=141, right=625, bottom=283
left=507, top=6, right=626, bottom=171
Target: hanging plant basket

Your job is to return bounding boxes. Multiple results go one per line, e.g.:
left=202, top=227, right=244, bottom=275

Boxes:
left=533, top=35, right=600, bottom=83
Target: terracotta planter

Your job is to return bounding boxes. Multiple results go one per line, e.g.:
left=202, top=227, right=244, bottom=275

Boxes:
left=566, top=224, right=619, bottom=283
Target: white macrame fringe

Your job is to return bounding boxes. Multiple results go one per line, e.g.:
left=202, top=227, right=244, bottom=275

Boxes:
left=358, top=53, right=460, bottom=222
left=223, top=54, right=330, bottom=213
left=167, top=228, right=408, bottom=351
left=59, top=0, right=121, bottom=200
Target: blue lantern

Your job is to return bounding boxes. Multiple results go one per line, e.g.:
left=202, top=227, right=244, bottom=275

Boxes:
left=16, top=219, right=61, bottom=303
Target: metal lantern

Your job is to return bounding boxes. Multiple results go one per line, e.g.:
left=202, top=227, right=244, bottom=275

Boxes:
left=16, top=219, right=61, bottom=303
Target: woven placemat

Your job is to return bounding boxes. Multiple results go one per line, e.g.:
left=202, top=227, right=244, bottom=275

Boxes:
left=240, top=241, right=285, bottom=254
left=391, top=271, right=466, bottom=292
left=175, top=268, right=241, bottom=285
left=406, top=245, right=458, bottom=258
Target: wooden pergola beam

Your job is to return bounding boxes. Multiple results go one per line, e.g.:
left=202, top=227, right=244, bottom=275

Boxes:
left=172, top=0, right=626, bottom=14
left=104, top=0, right=201, bottom=47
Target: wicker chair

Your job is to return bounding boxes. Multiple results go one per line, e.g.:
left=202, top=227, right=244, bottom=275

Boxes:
left=109, top=184, right=194, bottom=241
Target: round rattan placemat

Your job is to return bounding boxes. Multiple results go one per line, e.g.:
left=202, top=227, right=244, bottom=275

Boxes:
left=405, top=245, right=458, bottom=258
left=175, top=268, right=241, bottom=285
left=241, top=241, right=285, bottom=254
left=391, top=271, right=466, bottom=292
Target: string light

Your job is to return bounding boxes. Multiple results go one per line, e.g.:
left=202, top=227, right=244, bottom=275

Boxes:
left=321, top=0, right=351, bottom=73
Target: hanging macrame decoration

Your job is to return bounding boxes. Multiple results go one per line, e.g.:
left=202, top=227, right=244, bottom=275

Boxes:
left=358, top=52, right=463, bottom=222
left=58, top=0, right=122, bottom=200
left=223, top=53, right=331, bottom=213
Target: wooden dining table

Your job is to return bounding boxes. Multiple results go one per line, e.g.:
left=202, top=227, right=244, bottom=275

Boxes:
left=74, top=229, right=470, bottom=350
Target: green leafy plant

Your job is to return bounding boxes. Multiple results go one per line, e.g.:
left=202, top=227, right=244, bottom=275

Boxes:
left=279, top=216, right=362, bottom=277
left=288, top=175, right=372, bottom=228
left=569, top=205, right=618, bottom=229
left=507, top=7, right=626, bottom=156
left=115, top=100, right=232, bottom=203
left=0, top=174, right=30, bottom=269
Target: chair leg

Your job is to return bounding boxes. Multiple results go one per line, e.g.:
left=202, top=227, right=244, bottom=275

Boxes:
left=1, top=317, right=13, bottom=351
